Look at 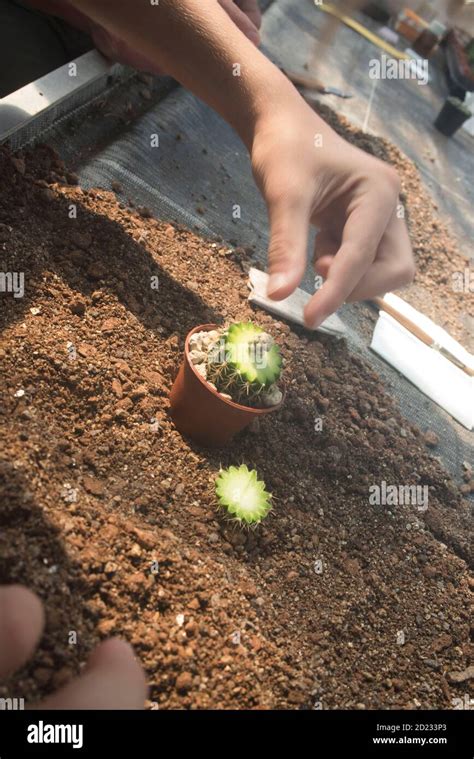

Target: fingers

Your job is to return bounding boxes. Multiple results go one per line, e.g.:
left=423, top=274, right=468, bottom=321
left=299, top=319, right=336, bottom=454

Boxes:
left=266, top=192, right=312, bottom=300
left=313, top=228, right=339, bottom=269
left=218, top=0, right=260, bottom=44
left=36, top=638, right=147, bottom=710
left=0, top=586, right=146, bottom=709
left=314, top=254, right=335, bottom=278
left=233, top=0, right=262, bottom=28
left=346, top=214, right=414, bottom=300
left=304, top=186, right=396, bottom=328
left=314, top=214, right=415, bottom=303
left=0, top=585, right=44, bottom=679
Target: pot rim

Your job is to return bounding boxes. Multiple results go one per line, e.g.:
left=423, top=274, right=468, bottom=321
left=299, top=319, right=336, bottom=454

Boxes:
left=185, top=323, right=285, bottom=415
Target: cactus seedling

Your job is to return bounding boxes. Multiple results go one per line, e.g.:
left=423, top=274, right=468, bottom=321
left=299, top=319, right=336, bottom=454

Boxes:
left=206, top=321, right=282, bottom=406
left=215, top=464, right=272, bottom=525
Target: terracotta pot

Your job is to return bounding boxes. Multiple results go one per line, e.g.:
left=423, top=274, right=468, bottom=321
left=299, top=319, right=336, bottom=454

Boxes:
left=169, top=324, right=284, bottom=447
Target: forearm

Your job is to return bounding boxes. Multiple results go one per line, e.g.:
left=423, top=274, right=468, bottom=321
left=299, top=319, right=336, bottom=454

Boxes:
left=67, top=0, right=296, bottom=148
left=27, top=1, right=412, bottom=324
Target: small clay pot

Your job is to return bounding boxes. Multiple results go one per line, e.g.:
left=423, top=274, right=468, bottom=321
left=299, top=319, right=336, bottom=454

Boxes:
left=169, top=324, right=284, bottom=447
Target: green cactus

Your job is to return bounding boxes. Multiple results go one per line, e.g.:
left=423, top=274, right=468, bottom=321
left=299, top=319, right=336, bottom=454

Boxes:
left=215, top=464, right=272, bottom=525
left=207, top=321, right=282, bottom=405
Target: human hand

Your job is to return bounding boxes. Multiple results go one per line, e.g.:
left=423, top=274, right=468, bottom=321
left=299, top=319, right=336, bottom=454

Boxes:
left=64, top=0, right=414, bottom=324
left=251, top=89, right=415, bottom=328
left=0, top=585, right=146, bottom=709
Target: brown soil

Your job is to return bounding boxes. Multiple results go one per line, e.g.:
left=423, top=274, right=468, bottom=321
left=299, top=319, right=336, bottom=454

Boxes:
left=313, top=101, right=474, bottom=351
left=0, top=144, right=472, bottom=710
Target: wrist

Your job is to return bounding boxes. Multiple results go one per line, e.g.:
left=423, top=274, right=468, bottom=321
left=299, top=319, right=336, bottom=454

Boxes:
left=236, top=65, right=342, bottom=153
left=229, top=64, right=299, bottom=150
left=232, top=65, right=308, bottom=152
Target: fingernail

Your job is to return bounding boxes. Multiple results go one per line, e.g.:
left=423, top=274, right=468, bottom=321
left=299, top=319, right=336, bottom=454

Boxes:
left=267, top=272, right=289, bottom=298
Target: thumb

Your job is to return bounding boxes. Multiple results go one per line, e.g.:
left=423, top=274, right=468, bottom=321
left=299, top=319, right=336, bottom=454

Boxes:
left=266, top=194, right=310, bottom=301
left=36, top=638, right=147, bottom=710
left=0, top=586, right=44, bottom=679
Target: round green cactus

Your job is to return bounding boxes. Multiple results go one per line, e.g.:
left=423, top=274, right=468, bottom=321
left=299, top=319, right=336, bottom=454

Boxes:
left=215, top=464, right=272, bottom=525
left=207, top=321, right=282, bottom=405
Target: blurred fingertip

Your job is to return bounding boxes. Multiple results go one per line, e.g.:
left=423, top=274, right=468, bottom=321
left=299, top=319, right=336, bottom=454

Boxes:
left=249, top=29, right=261, bottom=46
left=303, top=308, right=319, bottom=331
left=0, top=585, right=44, bottom=623
left=266, top=272, right=292, bottom=300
